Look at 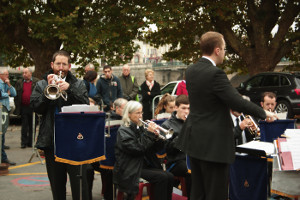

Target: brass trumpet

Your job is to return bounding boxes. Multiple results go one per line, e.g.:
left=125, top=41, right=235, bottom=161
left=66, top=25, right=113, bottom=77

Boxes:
left=44, top=71, right=68, bottom=101
left=139, top=119, right=174, bottom=140
left=241, top=114, right=260, bottom=137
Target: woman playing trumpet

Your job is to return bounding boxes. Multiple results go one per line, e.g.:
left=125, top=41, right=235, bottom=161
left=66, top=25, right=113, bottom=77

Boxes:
left=113, top=101, right=173, bottom=200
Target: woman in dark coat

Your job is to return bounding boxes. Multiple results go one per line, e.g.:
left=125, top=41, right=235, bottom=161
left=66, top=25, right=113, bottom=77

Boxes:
left=113, top=101, right=173, bottom=200
left=140, top=69, right=161, bottom=120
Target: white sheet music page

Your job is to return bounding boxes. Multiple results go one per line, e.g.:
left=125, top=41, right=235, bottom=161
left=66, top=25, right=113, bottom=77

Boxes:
left=61, top=104, right=100, bottom=113
left=237, top=141, right=275, bottom=155
left=283, top=129, right=300, bottom=170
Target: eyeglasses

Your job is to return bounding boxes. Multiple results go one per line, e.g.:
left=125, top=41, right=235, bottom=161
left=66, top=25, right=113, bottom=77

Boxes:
left=54, top=62, right=68, bottom=67
left=132, top=111, right=143, bottom=115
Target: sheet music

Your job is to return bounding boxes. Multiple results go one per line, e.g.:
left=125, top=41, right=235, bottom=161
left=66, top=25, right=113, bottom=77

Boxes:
left=276, top=112, right=287, bottom=120
left=61, top=104, right=100, bottom=113
left=280, top=142, right=290, bottom=152
left=237, top=141, right=275, bottom=155
left=282, top=129, right=300, bottom=170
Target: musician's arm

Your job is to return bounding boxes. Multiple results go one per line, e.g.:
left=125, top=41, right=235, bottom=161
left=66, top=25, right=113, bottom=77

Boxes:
left=117, top=127, right=155, bottom=156
left=30, top=80, right=55, bottom=114
left=65, top=80, right=89, bottom=105
left=161, top=123, right=178, bottom=153
left=213, top=69, right=266, bottom=119
left=233, top=124, right=242, bottom=140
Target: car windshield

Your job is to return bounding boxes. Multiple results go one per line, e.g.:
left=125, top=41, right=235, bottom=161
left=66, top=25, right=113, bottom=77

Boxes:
left=161, top=83, right=177, bottom=95
left=245, top=76, right=264, bottom=90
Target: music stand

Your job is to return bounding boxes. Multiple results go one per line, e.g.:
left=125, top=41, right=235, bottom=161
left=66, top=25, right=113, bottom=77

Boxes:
left=55, top=112, right=106, bottom=200
left=28, top=112, right=44, bottom=164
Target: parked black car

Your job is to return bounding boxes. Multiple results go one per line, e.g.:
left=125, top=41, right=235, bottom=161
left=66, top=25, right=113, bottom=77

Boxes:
left=236, top=72, right=300, bottom=118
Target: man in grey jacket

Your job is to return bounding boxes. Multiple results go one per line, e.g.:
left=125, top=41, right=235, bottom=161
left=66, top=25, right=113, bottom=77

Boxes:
left=119, top=64, right=139, bottom=101
left=30, top=50, right=89, bottom=200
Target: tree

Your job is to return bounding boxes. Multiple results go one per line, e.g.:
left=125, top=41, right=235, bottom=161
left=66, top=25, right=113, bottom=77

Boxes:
left=0, top=0, right=145, bottom=78
left=139, top=0, right=300, bottom=75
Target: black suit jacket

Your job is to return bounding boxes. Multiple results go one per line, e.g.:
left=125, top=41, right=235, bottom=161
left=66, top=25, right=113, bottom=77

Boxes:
left=232, top=115, right=254, bottom=146
left=176, top=58, right=266, bottom=164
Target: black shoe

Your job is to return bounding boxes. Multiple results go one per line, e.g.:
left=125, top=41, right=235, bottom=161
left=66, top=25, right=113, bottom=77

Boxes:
left=27, top=144, right=32, bottom=148
left=4, top=145, right=10, bottom=150
left=2, top=159, right=16, bottom=166
left=21, top=145, right=26, bottom=149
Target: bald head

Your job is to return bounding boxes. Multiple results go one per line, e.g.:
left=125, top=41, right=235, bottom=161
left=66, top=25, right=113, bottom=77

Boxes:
left=122, top=64, right=130, bottom=77
left=85, top=63, right=95, bottom=73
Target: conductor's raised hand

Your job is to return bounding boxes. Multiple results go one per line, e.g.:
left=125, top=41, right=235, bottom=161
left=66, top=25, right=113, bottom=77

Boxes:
left=265, top=110, right=279, bottom=122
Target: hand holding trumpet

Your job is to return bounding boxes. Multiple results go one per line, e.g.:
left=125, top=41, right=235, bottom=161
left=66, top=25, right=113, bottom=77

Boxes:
left=47, top=73, right=69, bottom=91
left=239, top=118, right=253, bottom=130
left=139, top=119, right=174, bottom=140
left=145, top=121, right=159, bottom=135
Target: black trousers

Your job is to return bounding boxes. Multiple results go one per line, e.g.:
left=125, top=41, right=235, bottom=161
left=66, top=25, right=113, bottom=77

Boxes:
left=44, top=149, right=90, bottom=200
left=141, top=168, right=174, bottom=200
left=86, top=162, right=114, bottom=200
left=189, top=156, right=229, bottom=200
left=21, top=106, right=34, bottom=147
left=169, top=160, right=191, bottom=199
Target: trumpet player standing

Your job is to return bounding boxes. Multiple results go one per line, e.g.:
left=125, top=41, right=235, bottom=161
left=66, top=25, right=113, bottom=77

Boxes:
left=176, top=31, right=277, bottom=200
left=30, top=50, right=90, bottom=200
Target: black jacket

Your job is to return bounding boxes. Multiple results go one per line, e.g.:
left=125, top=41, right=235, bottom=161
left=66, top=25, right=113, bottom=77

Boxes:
left=95, top=74, right=122, bottom=111
left=113, top=123, right=158, bottom=194
left=161, top=112, right=186, bottom=168
left=176, top=58, right=266, bottom=164
left=140, top=80, right=161, bottom=120
left=30, top=70, right=89, bottom=150
left=232, top=115, right=255, bottom=146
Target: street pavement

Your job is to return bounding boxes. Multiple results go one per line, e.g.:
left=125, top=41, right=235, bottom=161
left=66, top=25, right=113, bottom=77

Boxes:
left=0, top=124, right=103, bottom=200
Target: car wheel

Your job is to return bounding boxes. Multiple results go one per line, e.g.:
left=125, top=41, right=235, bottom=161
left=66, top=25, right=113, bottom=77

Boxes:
left=275, top=100, right=293, bottom=119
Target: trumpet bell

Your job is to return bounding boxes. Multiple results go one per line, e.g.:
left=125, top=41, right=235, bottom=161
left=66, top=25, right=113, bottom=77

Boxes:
left=44, top=84, right=61, bottom=100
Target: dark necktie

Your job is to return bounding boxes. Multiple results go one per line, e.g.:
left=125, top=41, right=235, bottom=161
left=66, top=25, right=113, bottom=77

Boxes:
left=236, top=117, right=240, bottom=126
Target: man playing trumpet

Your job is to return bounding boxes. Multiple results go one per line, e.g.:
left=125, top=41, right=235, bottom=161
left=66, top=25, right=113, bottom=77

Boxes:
left=30, top=50, right=89, bottom=200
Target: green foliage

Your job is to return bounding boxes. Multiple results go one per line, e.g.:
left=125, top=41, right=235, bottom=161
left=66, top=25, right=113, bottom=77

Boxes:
left=137, top=0, right=300, bottom=75
left=0, top=0, right=145, bottom=75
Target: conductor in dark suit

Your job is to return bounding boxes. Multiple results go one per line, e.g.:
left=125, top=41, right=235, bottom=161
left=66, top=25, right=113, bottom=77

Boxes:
left=176, top=31, right=276, bottom=200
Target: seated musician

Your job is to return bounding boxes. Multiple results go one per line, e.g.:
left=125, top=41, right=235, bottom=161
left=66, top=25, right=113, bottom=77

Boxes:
left=230, top=110, right=255, bottom=145
left=154, top=93, right=175, bottom=120
left=113, top=100, right=173, bottom=200
left=161, top=95, right=191, bottom=199
left=261, top=92, right=277, bottom=114
left=110, top=98, right=128, bottom=120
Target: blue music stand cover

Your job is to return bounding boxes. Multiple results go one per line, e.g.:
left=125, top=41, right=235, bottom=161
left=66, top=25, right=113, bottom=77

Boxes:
left=259, top=119, right=296, bottom=142
left=55, top=112, right=106, bottom=165
left=100, top=125, right=120, bottom=169
left=229, top=155, right=267, bottom=200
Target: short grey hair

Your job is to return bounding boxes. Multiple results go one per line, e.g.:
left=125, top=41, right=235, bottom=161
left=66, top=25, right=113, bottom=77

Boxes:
left=114, top=98, right=128, bottom=109
left=23, top=68, right=32, bottom=74
left=85, top=63, right=95, bottom=70
left=122, top=100, right=143, bottom=127
left=0, top=69, right=8, bottom=74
